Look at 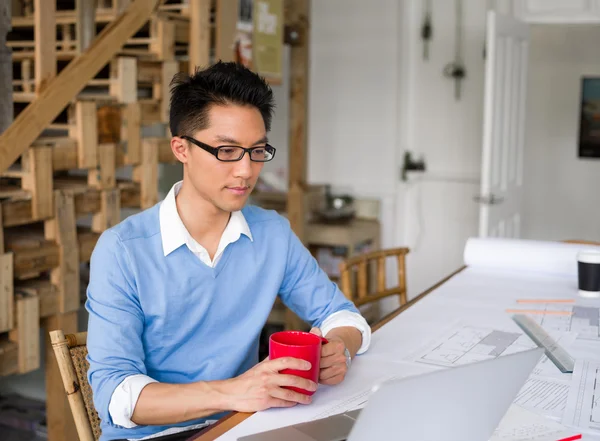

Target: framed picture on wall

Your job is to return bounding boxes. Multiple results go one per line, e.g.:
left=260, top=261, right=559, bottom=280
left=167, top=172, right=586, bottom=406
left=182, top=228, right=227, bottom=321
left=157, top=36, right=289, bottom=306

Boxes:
left=578, top=77, right=600, bottom=159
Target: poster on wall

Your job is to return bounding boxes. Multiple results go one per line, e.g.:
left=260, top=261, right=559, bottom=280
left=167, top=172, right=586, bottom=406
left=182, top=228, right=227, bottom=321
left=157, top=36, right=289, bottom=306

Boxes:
left=578, top=77, right=600, bottom=159
left=235, top=0, right=254, bottom=69
left=234, top=0, right=283, bottom=83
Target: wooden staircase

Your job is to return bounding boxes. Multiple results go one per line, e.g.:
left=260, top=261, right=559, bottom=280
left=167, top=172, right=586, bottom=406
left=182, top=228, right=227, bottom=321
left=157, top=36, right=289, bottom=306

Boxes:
left=0, top=1, right=212, bottom=439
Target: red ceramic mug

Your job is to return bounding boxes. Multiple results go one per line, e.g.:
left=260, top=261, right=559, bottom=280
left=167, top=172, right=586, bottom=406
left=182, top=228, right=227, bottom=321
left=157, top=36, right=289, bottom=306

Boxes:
left=269, top=331, right=328, bottom=396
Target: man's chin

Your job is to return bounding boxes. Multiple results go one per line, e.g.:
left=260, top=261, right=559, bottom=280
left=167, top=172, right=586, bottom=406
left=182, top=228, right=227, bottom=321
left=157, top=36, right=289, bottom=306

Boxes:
left=219, top=198, right=249, bottom=213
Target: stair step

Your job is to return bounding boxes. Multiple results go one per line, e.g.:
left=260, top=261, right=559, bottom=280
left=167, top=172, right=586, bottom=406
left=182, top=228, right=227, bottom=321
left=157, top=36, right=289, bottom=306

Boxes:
left=11, top=10, right=116, bottom=28
left=11, top=50, right=77, bottom=61
left=31, top=136, right=75, bottom=147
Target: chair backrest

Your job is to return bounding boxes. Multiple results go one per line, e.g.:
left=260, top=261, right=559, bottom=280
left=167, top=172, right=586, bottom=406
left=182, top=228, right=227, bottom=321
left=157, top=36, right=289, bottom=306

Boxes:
left=49, top=330, right=101, bottom=441
left=339, top=247, right=410, bottom=309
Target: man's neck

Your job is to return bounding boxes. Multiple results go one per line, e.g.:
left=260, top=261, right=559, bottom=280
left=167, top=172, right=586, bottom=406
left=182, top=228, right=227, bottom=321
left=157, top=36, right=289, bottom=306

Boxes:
left=175, top=181, right=230, bottom=250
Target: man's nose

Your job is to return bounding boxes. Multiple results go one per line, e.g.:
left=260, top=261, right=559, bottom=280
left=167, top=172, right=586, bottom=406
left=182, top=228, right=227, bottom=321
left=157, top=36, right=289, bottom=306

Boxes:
left=233, top=152, right=253, bottom=178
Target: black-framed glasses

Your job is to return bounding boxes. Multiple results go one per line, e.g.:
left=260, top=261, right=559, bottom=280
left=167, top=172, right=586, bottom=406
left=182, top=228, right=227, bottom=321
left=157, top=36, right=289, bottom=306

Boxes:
left=181, top=135, right=276, bottom=162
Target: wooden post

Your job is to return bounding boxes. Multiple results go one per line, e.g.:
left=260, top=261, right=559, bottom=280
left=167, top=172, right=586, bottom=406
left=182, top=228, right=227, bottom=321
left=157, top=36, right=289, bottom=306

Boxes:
left=60, top=23, right=72, bottom=51
left=0, top=252, right=14, bottom=333
left=215, top=0, right=238, bottom=62
left=189, top=0, right=211, bottom=73
left=76, top=0, right=96, bottom=53
left=21, top=59, right=32, bottom=93
left=284, top=0, right=310, bottom=330
left=44, top=191, right=80, bottom=313
left=34, top=0, right=56, bottom=94
left=161, top=61, right=179, bottom=123
left=69, top=100, right=99, bottom=169
left=22, top=146, right=54, bottom=220
left=9, top=293, right=40, bottom=373
left=110, top=56, right=138, bottom=104
left=150, top=17, right=175, bottom=61
left=121, top=102, right=142, bottom=164
left=0, top=203, right=13, bottom=333
left=44, top=312, right=79, bottom=441
left=133, top=139, right=159, bottom=209
left=92, top=188, right=121, bottom=232
left=88, top=143, right=116, bottom=190
left=0, top=0, right=12, bottom=134
left=285, top=0, right=309, bottom=241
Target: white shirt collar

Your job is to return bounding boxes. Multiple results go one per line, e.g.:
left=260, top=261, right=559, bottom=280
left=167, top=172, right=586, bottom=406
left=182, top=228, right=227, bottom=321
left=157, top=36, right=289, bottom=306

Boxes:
left=159, top=181, right=253, bottom=257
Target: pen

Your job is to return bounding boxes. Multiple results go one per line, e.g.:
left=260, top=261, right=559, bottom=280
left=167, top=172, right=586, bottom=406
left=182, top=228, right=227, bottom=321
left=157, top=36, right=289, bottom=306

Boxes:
left=557, top=434, right=582, bottom=441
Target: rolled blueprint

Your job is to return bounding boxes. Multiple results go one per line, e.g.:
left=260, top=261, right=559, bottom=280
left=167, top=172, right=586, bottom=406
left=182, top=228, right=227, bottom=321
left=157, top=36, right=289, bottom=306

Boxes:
left=463, top=237, right=600, bottom=278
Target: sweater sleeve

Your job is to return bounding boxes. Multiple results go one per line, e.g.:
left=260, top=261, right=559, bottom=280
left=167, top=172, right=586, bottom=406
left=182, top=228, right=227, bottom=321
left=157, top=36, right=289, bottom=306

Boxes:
left=278, top=218, right=371, bottom=343
left=85, top=229, right=148, bottom=427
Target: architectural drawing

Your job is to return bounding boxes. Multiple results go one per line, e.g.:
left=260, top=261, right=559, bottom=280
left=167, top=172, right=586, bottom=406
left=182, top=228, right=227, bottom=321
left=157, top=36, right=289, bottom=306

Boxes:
left=564, top=360, right=600, bottom=432
left=413, top=325, right=536, bottom=368
left=524, top=304, right=600, bottom=340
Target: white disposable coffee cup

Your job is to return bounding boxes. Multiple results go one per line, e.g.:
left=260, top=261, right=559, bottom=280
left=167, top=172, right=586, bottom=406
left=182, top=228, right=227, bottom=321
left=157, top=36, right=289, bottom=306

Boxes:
left=577, top=250, right=600, bottom=298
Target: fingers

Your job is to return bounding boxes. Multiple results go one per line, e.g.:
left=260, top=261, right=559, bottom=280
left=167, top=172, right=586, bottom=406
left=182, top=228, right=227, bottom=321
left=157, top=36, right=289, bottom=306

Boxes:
left=319, top=364, right=347, bottom=385
left=268, top=398, right=300, bottom=408
left=320, top=374, right=345, bottom=386
left=321, top=339, right=345, bottom=359
left=310, top=327, right=322, bottom=337
left=270, top=386, right=313, bottom=405
left=266, top=357, right=312, bottom=372
left=320, top=351, right=347, bottom=370
left=276, top=373, right=318, bottom=393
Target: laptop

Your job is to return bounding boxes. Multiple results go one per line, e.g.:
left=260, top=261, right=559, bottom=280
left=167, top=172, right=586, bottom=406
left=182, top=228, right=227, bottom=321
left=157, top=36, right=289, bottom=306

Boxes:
left=238, top=347, right=544, bottom=441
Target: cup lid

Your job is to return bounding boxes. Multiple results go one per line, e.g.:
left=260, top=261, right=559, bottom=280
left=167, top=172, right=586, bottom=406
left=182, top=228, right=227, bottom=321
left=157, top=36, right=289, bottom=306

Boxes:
left=578, top=249, right=600, bottom=264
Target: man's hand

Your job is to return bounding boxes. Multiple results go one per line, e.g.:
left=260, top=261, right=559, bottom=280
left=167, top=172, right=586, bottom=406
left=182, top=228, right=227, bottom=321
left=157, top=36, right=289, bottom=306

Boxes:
left=220, top=357, right=317, bottom=412
left=310, top=327, right=349, bottom=386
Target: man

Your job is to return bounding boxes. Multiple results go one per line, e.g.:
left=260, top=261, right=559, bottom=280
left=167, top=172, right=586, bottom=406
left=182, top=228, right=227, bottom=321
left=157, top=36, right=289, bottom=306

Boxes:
left=86, top=62, right=371, bottom=441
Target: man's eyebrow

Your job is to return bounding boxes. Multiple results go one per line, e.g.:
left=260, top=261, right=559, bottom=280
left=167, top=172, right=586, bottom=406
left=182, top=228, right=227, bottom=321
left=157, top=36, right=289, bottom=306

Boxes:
left=215, top=135, right=269, bottom=145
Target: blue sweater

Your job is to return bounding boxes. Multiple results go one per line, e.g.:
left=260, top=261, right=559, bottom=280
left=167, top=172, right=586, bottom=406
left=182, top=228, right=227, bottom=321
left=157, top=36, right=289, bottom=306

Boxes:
left=85, top=204, right=360, bottom=441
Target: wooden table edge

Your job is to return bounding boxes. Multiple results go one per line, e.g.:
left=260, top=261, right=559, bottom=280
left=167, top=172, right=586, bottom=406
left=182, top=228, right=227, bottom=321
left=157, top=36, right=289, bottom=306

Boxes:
left=189, top=266, right=467, bottom=441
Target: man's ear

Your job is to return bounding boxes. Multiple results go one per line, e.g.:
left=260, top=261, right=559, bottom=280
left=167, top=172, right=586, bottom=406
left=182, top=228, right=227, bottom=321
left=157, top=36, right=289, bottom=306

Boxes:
left=171, top=137, right=189, bottom=164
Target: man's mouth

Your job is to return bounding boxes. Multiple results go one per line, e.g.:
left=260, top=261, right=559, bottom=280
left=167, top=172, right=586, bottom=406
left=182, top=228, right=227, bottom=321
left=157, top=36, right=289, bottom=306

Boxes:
left=226, top=186, right=250, bottom=195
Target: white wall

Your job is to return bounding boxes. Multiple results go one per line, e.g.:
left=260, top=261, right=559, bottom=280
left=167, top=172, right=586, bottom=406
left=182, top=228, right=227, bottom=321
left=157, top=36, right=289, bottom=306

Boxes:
left=308, top=0, right=401, bottom=261
left=309, top=0, right=484, bottom=300
left=397, top=0, right=487, bottom=296
left=522, top=24, right=600, bottom=242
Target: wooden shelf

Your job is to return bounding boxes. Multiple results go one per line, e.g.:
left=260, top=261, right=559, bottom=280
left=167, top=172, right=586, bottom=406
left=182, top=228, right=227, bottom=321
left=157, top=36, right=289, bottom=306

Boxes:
left=306, top=218, right=381, bottom=250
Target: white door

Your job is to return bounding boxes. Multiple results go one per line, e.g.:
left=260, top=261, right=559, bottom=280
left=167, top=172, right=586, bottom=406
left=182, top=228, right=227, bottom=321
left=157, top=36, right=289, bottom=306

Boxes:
left=478, top=11, right=530, bottom=238
left=514, top=0, right=600, bottom=24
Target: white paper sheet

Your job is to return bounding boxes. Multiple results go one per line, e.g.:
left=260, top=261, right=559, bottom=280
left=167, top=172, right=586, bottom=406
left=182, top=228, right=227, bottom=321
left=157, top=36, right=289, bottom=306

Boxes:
left=408, top=322, right=537, bottom=368
left=514, top=376, right=571, bottom=420
left=491, top=404, right=581, bottom=441
left=563, top=359, right=600, bottom=433
left=464, top=237, right=600, bottom=278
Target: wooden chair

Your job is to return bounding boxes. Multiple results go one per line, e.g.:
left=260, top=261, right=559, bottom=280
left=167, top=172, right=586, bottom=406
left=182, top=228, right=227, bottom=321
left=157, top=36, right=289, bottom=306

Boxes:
left=49, top=330, right=101, bottom=441
left=339, top=247, right=410, bottom=322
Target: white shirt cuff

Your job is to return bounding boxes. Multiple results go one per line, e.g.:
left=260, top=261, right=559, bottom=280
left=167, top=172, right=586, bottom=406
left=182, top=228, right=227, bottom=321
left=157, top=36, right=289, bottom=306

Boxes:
left=109, top=374, right=158, bottom=428
left=320, top=310, right=371, bottom=355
